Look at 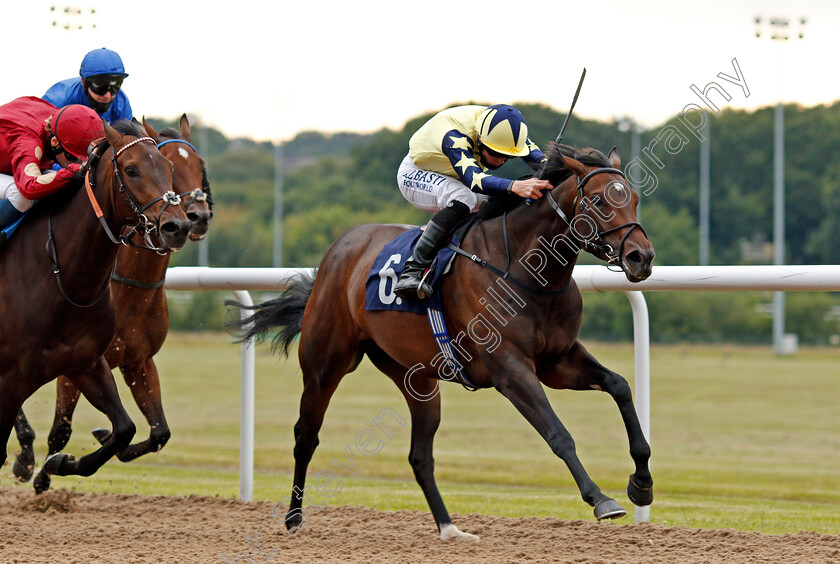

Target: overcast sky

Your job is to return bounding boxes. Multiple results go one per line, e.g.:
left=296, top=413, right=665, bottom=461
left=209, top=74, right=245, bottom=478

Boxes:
left=5, top=0, right=838, bottom=142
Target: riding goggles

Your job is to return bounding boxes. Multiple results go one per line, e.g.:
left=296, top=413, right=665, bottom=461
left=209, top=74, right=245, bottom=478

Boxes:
left=481, top=143, right=510, bottom=160
left=86, top=76, right=123, bottom=96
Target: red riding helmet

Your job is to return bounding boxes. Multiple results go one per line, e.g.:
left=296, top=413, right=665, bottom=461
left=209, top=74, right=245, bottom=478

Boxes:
left=51, top=105, right=105, bottom=160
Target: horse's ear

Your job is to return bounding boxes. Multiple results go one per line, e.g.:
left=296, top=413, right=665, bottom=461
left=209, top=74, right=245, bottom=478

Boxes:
left=103, top=121, right=121, bottom=146
left=179, top=114, right=191, bottom=142
left=561, top=154, right=587, bottom=178
left=141, top=116, right=159, bottom=141
left=607, top=146, right=621, bottom=168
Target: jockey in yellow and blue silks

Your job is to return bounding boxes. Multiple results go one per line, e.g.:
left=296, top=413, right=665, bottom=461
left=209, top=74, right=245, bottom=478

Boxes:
left=394, top=104, right=551, bottom=300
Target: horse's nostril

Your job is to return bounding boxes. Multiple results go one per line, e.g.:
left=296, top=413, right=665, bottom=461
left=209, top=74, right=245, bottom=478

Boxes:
left=160, top=219, right=189, bottom=237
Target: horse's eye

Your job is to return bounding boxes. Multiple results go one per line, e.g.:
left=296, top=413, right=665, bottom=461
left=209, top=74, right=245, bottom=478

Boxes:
left=124, top=165, right=139, bottom=178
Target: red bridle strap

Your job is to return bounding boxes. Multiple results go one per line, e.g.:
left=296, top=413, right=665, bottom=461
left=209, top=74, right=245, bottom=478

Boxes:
left=85, top=169, right=122, bottom=245
left=85, top=169, right=105, bottom=219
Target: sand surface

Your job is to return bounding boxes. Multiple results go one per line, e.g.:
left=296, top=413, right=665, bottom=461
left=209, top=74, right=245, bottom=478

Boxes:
left=1, top=487, right=837, bottom=563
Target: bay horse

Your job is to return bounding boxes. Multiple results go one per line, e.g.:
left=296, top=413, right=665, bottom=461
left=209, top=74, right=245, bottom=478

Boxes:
left=12, top=115, right=214, bottom=492
left=229, top=143, right=655, bottom=541
left=0, top=120, right=190, bottom=486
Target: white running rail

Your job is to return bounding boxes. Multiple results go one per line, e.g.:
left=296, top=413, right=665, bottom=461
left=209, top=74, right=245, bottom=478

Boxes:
left=164, top=264, right=840, bottom=522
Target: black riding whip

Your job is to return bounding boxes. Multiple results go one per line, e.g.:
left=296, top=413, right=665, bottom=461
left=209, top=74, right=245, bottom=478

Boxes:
left=526, top=67, right=587, bottom=204
left=556, top=67, right=586, bottom=144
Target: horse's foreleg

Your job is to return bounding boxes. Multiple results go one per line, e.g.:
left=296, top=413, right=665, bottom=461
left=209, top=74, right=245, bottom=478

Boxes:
left=563, top=342, right=653, bottom=506
left=32, top=377, right=82, bottom=493
left=12, top=409, right=36, bottom=481
left=40, top=357, right=135, bottom=481
left=96, top=358, right=170, bottom=462
left=368, top=348, right=477, bottom=541
left=494, top=366, right=626, bottom=520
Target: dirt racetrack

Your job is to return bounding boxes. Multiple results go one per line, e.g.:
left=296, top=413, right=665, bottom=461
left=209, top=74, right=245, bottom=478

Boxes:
left=1, top=487, right=838, bottom=564
left=0, top=487, right=840, bottom=564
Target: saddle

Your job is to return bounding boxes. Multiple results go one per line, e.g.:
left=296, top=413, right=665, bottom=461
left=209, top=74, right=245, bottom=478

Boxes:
left=365, top=218, right=477, bottom=314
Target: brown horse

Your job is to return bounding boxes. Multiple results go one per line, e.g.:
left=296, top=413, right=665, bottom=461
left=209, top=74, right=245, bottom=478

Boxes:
left=0, top=120, right=190, bottom=486
left=229, top=143, right=655, bottom=540
left=12, top=115, right=213, bottom=492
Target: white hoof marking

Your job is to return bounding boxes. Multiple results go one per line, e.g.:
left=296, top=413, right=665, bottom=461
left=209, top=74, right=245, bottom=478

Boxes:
left=439, top=523, right=479, bottom=542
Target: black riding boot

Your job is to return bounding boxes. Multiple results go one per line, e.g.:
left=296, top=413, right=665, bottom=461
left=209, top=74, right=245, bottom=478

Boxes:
left=394, top=200, right=470, bottom=300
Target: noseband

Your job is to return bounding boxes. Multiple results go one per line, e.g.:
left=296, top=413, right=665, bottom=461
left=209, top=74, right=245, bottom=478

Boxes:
left=543, top=167, right=647, bottom=269
left=156, top=139, right=212, bottom=215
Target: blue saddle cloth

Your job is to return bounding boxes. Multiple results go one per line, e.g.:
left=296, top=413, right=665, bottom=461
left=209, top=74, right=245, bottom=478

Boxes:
left=364, top=227, right=457, bottom=314
left=0, top=209, right=30, bottom=248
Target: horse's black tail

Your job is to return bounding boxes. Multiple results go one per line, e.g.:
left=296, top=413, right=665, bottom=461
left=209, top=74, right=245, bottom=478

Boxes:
left=224, top=269, right=317, bottom=357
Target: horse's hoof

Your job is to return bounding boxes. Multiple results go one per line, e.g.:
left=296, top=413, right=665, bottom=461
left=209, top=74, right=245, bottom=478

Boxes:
left=627, top=475, right=654, bottom=506
left=42, top=453, right=75, bottom=476
left=285, top=509, right=305, bottom=534
left=91, top=428, right=111, bottom=445
left=12, top=458, right=34, bottom=482
left=594, top=498, right=626, bottom=521
left=33, top=471, right=51, bottom=494
left=439, top=523, right=479, bottom=542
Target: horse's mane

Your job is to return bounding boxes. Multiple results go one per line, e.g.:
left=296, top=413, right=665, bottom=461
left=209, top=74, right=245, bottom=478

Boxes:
left=110, top=119, right=144, bottom=137
left=157, top=127, right=181, bottom=140
left=474, top=143, right=613, bottom=222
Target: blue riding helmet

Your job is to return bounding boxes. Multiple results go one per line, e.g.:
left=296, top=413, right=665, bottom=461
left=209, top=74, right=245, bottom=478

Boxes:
left=79, top=48, right=129, bottom=79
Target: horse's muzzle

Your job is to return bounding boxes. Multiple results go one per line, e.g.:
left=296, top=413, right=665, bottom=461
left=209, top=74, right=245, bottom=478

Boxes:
left=159, top=217, right=191, bottom=251
left=187, top=209, right=212, bottom=241
left=622, top=247, right=655, bottom=282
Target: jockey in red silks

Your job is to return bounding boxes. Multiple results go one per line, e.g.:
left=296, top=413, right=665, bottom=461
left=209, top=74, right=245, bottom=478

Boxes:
left=0, top=97, right=104, bottom=230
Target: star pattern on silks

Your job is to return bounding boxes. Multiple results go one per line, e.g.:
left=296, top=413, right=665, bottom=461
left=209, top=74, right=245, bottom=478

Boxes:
left=454, top=153, right=475, bottom=175
left=448, top=134, right=472, bottom=152
left=470, top=171, right=489, bottom=191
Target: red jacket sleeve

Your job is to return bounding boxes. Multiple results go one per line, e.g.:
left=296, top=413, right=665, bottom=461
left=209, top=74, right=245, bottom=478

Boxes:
left=7, top=133, right=78, bottom=200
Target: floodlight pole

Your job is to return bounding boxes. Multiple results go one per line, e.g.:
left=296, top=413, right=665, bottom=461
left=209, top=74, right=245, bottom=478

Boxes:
left=273, top=141, right=284, bottom=267
left=699, top=120, right=710, bottom=266
left=754, top=15, right=807, bottom=354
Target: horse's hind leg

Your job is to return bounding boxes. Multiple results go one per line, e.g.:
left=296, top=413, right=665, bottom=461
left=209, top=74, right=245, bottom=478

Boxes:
left=91, top=358, right=170, bottom=462
left=12, top=409, right=35, bottom=481
left=366, top=347, right=477, bottom=542
left=283, top=342, right=363, bottom=533
left=39, top=357, right=136, bottom=485
left=32, top=376, right=83, bottom=493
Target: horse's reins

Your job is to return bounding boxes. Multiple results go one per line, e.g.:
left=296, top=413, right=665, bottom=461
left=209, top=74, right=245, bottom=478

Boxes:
left=47, top=135, right=181, bottom=307
left=545, top=166, right=647, bottom=269
left=111, top=138, right=212, bottom=290
left=449, top=167, right=645, bottom=294
left=447, top=222, right=574, bottom=296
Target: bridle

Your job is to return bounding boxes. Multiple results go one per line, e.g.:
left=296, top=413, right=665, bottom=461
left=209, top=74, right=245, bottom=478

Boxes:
left=81, top=136, right=183, bottom=255
left=47, top=135, right=182, bottom=307
left=543, top=166, right=647, bottom=270
left=156, top=138, right=213, bottom=217
left=448, top=166, right=647, bottom=294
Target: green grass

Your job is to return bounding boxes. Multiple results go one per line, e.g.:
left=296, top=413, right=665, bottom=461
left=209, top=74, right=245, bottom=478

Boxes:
left=4, top=333, right=839, bottom=535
